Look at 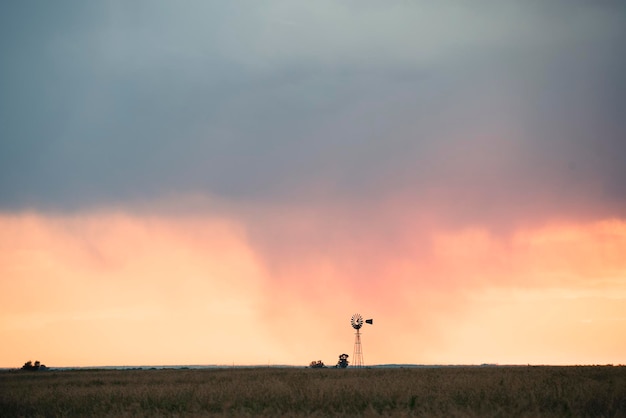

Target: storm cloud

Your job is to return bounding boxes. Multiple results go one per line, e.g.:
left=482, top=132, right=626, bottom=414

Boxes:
left=1, top=0, right=625, bottom=227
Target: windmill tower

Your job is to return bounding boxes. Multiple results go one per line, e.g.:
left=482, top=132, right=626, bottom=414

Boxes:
left=350, top=313, right=373, bottom=368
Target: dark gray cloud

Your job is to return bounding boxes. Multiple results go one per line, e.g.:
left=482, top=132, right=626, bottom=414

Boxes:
left=1, top=1, right=625, bottom=227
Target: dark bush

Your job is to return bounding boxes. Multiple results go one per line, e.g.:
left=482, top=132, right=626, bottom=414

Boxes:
left=21, top=360, right=46, bottom=371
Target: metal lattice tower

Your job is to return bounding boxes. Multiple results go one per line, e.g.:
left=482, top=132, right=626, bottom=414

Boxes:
left=353, top=327, right=364, bottom=368
left=350, top=313, right=371, bottom=368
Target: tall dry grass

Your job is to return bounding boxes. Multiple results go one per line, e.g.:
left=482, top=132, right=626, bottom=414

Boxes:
left=1, top=366, right=625, bottom=417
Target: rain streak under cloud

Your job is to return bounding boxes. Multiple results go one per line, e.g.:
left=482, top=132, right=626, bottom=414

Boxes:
left=1, top=1, right=626, bottom=367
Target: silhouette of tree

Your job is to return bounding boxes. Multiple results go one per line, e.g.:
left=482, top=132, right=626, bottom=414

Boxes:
left=309, top=360, right=326, bottom=368
left=21, top=360, right=46, bottom=371
left=336, top=353, right=349, bottom=368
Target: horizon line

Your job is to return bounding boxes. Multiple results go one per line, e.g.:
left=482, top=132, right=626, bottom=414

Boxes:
left=2, top=363, right=623, bottom=370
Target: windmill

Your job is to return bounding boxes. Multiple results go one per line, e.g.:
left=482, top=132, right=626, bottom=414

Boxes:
left=350, top=313, right=373, bottom=368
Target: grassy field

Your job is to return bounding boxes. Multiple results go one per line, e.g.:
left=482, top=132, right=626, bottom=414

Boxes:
left=1, top=366, right=625, bottom=417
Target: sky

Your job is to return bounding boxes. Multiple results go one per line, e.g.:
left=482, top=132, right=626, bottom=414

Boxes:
left=1, top=1, right=626, bottom=367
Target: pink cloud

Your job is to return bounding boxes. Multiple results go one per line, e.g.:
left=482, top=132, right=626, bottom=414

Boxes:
left=1, top=210, right=625, bottom=367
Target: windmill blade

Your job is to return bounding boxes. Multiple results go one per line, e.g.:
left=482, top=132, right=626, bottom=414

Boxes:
left=351, top=313, right=364, bottom=329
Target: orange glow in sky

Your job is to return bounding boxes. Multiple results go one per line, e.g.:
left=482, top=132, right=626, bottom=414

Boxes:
left=1, top=211, right=625, bottom=367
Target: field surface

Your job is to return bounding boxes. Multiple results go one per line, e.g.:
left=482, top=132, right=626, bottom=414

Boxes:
left=1, top=366, right=625, bottom=417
